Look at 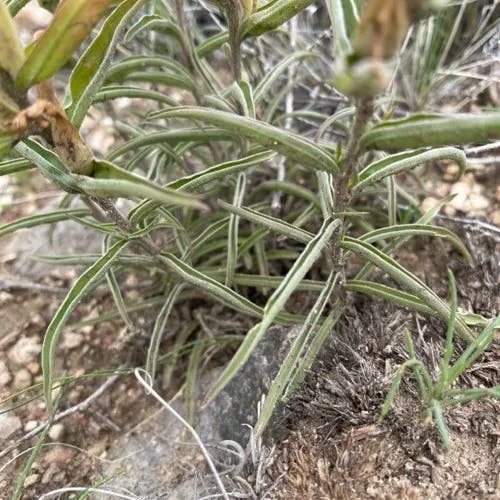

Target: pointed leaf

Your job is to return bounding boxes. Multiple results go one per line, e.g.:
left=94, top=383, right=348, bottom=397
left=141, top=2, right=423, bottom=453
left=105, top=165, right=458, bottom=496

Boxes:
left=355, top=147, right=466, bottom=190
left=42, top=239, right=129, bottom=410
left=360, top=113, right=500, bottom=151
left=205, top=217, right=340, bottom=404
left=0, top=209, right=90, bottom=239
left=149, top=107, right=338, bottom=173
left=64, top=0, right=144, bottom=126
left=16, top=0, right=118, bottom=90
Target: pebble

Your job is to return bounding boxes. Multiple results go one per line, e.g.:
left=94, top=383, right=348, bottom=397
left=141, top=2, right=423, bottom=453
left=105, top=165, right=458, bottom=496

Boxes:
left=27, top=362, right=40, bottom=375
left=23, top=474, right=39, bottom=488
left=0, top=414, right=22, bottom=440
left=0, top=360, right=12, bottom=387
left=13, top=368, right=32, bottom=390
left=8, top=336, right=42, bottom=365
left=24, top=420, right=38, bottom=432
left=48, top=423, right=65, bottom=441
left=447, top=175, right=489, bottom=215
left=63, top=332, right=84, bottom=349
left=43, top=445, right=75, bottom=465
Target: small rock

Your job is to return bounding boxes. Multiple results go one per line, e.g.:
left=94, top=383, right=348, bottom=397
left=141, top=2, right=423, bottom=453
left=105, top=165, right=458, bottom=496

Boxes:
left=43, top=445, right=75, bottom=465
left=42, top=463, right=59, bottom=485
left=13, top=368, right=32, bottom=389
left=8, top=336, right=42, bottom=365
left=0, top=414, right=22, bottom=440
left=0, top=360, right=12, bottom=387
left=23, top=474, right=39, bottom=488
left=63, top=332, right=84, bottom=349
left=48, top=423, right=65, bottom=441
left=447, top=175, right=489, bottom=216
left=24, top=420, right=38, bottom=432
left=492, top=210, right=500, bottom=226
left=27, top=362, right=40, bottom=375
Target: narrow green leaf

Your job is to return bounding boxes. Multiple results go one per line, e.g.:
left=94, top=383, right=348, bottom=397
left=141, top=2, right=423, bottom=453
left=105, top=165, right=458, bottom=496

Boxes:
left=0, top=157, right=34, bottom=176
left=359, top=224, right=472, bottom=263
left=0, top=0, right=25, bottom=80
left=241, top=0, right=315, bottom=38
left=196, top=31, right=230, bottom=58
left=355, top=147, right=466, bottom=190
left=354, top=195, right=457, bottom=281
left=146, top=284, right=184, bottom=384
left=170, top=150, right=276, bottom=191
left=254, top=51, right=318, bottom=103
left=0, top=209, right=90, bottom=239
left=93, top=85, right=177, bottom=106
left=42, top=239, right=129, bottom=410
left=125, top=14, right=181, bottom=42
left=325, top=0, right=353, bottom=58
left=204, top=217, right=340, bottom=404
left=287, top=309, right=340, bottom=391
left=149, top=107, right=338, bottom=173
left=255, top=270, right=339, bottom=435
left=16, top=0, right=118, bottom=89
left=360, top=113, right=500, bottom=151
left=226, top=173, right=246, bottom=287
left=15, top=139, right=81, bottom=193
left=64, top=0, right=144, bottom=126
left=345, top=280, right=435, bottom=316
left=447, top=316, right=500, bottom=383
left=103, top=235, right=132, bottom=328
left=128, top=150, right=276, bottom=226
left=84, top=159, right=206, bottom=210
left=342, top=236, right=474, bottom=341
left=218, top=200, right=314, bottom=243
left=431, top=400, right=451, bottom=448
left=107, top=128, right=236, bottom=161
left=158, top=253, right=264, bottom=320
left=105, top=55, right=193, bottom=89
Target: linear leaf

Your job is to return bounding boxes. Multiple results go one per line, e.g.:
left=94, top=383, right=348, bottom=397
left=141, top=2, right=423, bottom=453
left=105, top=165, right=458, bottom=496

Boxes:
left=93, top=85, right=177, bottom=106
left=15, top=139, right=82, bottom=193
left=355, top=147, right=466, bottom=190
left=241, top=0, right=315, bottom=38
left=254, top=51, right=318, bottom=103
left=226, top=173, right=246, bottom=287
left=16, top=0, right=117, bottom=89
left=0, top=209, right=90, bottom=239
left=218, top=200, right=314, bottom=243
left=0, top=158, right=34, bottom=176
left=42, top=239, right=129, bottom=410
left=149, top=107, right=338, bottom=172
left=342, top=236, right=474, bottom=341
left=64, top=0, right=143, bottom=126
left=0, top=0, right=25, bottom=80
left=84, top=159, right=206, bottom=210
left=345, top=280, right=434, bottom=316
left=360, top=113, right=500, bottom=151
left=158, top=253, right=264, bottom=320
left=359, top=224, right=472, bottom=262
left=107, top=128, right=236, bottom=160
left=204, top=217, right=340, bottom=404
left=125, top=14, right=181, bottom=42
left=255, top=270, right=339, bottom=435
left=170, top=150, right=276, bottom=191
left=129, top=151, right=276, bottom=225
left=146, top=283, right=184, bottom=384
